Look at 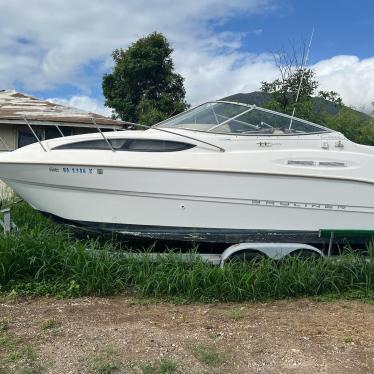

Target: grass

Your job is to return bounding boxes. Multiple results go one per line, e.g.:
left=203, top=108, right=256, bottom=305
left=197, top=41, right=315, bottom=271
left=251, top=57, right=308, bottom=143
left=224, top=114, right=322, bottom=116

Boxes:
left=40, top=319, right=61, bottom=331
left=2, top=202, right=374, bottom=302
left=139, top=358, right=179, bottom=374
left=0, top=332, right=21, bottom=350
left=85, top=350, right=179, bottom=374
left=224, top=307, right=246, bottom=321
left=85, top=348, right=122, bottom=374
left=0, top=330, right=44, bottom=373
left=192, top=344, right=225, bottom=366
left=40, top=319, right=62, bottom=336
left=0, top=319, right=10, bottom=332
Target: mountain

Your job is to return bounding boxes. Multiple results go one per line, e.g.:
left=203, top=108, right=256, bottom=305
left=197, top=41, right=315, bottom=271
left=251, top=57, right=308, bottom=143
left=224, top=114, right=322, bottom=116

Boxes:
left=222, top=92, right=273, bottom=107
left=221, top=91, right=371, bottom=119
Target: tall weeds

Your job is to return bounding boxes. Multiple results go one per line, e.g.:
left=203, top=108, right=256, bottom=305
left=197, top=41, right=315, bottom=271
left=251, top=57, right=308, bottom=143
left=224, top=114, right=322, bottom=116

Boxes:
left=1, top=203, right=374, bottom=301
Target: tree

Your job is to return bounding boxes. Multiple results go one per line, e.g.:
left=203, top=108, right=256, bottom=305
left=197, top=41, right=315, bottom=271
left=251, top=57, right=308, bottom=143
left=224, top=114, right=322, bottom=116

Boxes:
left=261, top=68, right=318, bottom=113
left=260, top=43, right=344, bottom=122
left=102, top=32, right=189, bottom=125
left=322, top=108, right=374, bottom=145
left=318, top=90, right=343, bottom=106
left=260, top=44, right=322, bottom=121
left=259, top=43, right=374, bottom=145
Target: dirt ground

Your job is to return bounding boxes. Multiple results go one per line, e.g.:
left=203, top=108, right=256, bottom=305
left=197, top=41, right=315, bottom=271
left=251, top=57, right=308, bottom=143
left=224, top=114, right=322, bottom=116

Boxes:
left=1, top=296, right=374, bottom=373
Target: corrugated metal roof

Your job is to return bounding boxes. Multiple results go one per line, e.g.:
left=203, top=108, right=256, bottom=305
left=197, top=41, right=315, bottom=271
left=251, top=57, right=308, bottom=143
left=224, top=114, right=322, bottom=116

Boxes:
left=0, top=90, right=127, bottom=128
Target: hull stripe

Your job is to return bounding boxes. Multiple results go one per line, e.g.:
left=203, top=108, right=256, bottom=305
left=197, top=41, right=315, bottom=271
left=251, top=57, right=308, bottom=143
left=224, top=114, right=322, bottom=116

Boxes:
left=1, top=161, right=374, bottom=186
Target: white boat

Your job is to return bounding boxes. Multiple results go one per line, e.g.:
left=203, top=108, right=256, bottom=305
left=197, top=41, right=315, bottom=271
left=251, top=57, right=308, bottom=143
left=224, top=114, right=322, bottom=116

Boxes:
left=0, top=101, right=373, bottom=245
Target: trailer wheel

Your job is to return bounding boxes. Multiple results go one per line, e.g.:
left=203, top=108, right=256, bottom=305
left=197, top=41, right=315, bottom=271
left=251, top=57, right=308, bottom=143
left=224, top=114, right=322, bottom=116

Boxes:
left=227, top=250, right=266, bottom=263
left=288, top=249, right=321, bottom=259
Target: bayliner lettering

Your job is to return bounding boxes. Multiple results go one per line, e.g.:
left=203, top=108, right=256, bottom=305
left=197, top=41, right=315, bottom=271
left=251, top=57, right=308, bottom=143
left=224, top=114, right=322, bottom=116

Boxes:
left=250, top=199, right=346, bottom=211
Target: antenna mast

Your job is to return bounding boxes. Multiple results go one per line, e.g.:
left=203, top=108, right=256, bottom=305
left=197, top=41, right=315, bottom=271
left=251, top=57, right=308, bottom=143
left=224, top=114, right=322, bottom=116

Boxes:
left=288, top=28, right=315, bottom=129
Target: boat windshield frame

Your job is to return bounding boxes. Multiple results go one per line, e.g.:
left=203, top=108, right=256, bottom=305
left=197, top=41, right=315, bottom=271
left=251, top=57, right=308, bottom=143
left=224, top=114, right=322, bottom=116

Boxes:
left=155, top=101, right=332, bottom=136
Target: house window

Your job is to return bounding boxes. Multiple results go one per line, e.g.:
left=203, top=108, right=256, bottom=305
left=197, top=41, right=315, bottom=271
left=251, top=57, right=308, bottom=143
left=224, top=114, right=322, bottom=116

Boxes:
left=17, top=126, right=44, bottom=148
left=45, top=126, right=72, bottom=139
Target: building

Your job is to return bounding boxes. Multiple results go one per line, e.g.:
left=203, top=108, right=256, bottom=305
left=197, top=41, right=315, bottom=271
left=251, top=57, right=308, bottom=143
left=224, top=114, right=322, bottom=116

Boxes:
left=0, top=90, right=127, bottom=151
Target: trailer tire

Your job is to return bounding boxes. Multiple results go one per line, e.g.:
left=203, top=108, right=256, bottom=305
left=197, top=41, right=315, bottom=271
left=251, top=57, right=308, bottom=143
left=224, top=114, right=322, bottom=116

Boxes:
left=288, top=249, right=321, bottom=259
left=227, top=250, right=266, bottom=264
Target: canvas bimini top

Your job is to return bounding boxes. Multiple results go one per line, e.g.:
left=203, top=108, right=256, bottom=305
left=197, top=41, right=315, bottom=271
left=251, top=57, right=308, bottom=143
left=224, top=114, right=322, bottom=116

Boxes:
left=156, top=101, right=331, bottom=135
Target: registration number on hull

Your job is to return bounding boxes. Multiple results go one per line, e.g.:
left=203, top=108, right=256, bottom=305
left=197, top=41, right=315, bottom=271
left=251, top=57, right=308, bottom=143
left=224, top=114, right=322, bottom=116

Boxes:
left=49, top=167, right=104, bottom=175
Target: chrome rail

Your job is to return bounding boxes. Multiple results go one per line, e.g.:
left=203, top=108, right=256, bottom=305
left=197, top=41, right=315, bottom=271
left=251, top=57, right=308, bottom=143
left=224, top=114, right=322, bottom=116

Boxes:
left=23, top=116, right=47, bottom=152
left=55, top=124, right=65, bottom=137
left=20, top=114, right=224, bottom=153
left=90, top=117, right=115, bottom=152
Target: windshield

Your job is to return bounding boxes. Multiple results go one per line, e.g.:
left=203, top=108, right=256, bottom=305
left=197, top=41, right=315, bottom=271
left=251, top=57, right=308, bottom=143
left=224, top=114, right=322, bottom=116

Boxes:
left=156, top=101, right=330, bottom=135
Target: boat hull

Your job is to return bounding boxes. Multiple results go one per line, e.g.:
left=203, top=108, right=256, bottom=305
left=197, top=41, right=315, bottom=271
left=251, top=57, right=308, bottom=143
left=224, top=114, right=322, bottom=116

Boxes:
left=40, top=210, right=324, bottom=244
left=3, top=162, right=374, bottom=244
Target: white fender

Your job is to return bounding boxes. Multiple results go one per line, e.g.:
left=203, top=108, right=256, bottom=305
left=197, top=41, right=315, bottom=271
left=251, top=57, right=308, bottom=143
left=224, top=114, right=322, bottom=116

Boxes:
left=220, top=242, right=322, bottom=267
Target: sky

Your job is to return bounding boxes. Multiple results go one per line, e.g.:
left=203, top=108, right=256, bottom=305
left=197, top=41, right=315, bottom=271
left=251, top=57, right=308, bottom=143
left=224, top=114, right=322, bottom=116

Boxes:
left=0, top=0, right=373, bottom=117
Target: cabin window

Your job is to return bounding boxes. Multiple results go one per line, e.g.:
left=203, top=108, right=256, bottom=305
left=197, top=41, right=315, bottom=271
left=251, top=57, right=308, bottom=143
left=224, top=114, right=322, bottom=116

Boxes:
left=157, top=102, right=330, bottom=135
left=53, top=139, right=195, bottom=152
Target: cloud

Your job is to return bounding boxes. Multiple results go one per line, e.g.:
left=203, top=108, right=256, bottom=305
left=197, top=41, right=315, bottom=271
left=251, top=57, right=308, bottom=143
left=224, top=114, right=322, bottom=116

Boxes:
left=314, top=56, right=374, bottom=113
left=0, top=0, right=272, bottom=89
left=1, top=1, right=373, bottom=115
left=251, top=28, right=263, bottom=35
left=177, top=51, right=278, bottom=103
left=0, top=0, right=276, bottom=106
left=47, top=96, right=112, bottom=116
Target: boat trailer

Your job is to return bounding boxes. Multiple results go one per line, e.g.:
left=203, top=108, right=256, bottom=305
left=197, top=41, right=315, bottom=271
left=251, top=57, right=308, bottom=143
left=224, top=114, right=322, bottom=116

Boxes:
left=114, top=242, right=323, bottom=268
left=0, top=207, right=328, bottom=265
left=0, top=208, right=17, bottom=234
